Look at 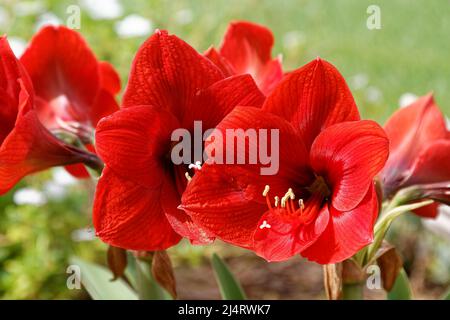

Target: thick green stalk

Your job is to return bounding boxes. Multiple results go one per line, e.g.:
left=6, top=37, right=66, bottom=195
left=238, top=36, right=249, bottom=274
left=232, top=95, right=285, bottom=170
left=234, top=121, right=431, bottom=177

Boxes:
left=342, top=283, right=364, bottom=300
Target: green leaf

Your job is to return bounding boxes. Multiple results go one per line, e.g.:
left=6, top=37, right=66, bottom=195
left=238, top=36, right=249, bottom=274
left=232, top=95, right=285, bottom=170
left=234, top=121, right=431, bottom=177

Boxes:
left=387, top=269, right=412, bottom=300
left=211, top=253, right=246, bottom=300
left=135, top=259, right=172, bottom=300
left=70, top=256, right=138, bottom=300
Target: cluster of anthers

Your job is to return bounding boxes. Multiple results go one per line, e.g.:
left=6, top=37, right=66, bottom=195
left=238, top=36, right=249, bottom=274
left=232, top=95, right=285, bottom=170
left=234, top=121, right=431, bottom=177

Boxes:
left=185, top=161, right=202, bottom=182
left=259, top=184, right=323, bottom=230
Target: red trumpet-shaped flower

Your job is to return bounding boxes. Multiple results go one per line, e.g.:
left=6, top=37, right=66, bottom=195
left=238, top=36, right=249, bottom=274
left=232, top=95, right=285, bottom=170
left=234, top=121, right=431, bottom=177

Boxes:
left=380, top=94, right=450, bottom=218
left=93, top=30, right=265, bottom=251
left=19, top=26, right=120, bottom=178
left=205, top=21, right=283, bottom=95
left=181, top=58, right=389, bottom=264
left=0, top=36, right=102, bottom=195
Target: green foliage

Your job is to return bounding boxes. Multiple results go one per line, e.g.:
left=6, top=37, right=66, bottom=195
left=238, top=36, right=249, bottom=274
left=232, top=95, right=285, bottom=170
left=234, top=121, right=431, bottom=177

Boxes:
left=387, top=269, right=412, bottom=300
left=211, top=253, right=246, bottom=300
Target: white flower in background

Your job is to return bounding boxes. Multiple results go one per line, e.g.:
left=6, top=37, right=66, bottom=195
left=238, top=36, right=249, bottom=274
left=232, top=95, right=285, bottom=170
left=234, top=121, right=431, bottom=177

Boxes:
left=349, top=73, right=369, bottom=90
left=423, top=205, right=450, bottom=241
left=282, top=31, right=305, bottom=50
left=366, top=86, right=382, bottom=103
left=71, top=227, right=96, bottom=242
left=399, top=92, right=418, bottom=108
left=34, top=12, right=61, bottom=31
left=175, top=9, right=193, bottom=25
left=115, top=14, right=153, bottom=38
left=13, top=188, right=47, bottom=206
left=14, top=1, right=46, bottom=17
left=8, top=37, right=27, bottom=58
left=51, top=168, right=78, bottom=187
left=43, top=181, right=67, bottom=201
left=80, top=0, right=123, bottom=20
left=0, top=6, right=10, bottom=29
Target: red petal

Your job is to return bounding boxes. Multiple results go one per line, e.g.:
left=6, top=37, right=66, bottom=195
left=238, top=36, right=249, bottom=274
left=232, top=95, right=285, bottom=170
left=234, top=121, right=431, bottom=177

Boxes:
left=90, top=89, right=119, bottom=127
left=181, top=74, right=265, bottom=129
left=413, top=203, right=439, bottom=219
left=0, top=37, right=33, bottom=142
left=263, top=58, right=360, bottom=148
left=161, top=171, right=215, bottom=244
left=99, top=61, right=121, bottom=95
left=204, top=46, right=235, bottom=77
left=181, top=107, right=312, bottom=248
left=219, top=21, right=282, bottom=95
left=301, top=184, right=378, bottom=264
left=95, top=105, right=180, bottom=189
left=253, top=205, right=329, bottom=262
left=310, top=120, right=389, bottom=212
left=64, top=163, right=90, bottom=178
left=20, top=26, right=102, bottom=125
left=406, top=139, right=450, bottom=185
left=382, top=94, right=447, bottom=192
left=0, top=109, right=89, bottom=194
left=93, top=168, right=181, bottom=250
left=122, top=30, right=223, bottom=120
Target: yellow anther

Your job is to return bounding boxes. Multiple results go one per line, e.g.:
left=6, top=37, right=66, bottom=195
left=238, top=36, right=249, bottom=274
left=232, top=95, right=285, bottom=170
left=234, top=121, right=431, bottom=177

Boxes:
left=185, top=172, right=192, bottom=182
left=274, top=196, right=279, bottom=207
left=262, top=185, right=270, bottom=197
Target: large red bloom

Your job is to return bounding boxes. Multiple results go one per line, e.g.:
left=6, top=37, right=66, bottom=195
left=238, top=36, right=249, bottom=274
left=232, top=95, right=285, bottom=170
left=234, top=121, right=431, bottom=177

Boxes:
left=20, top=26, right=120, bottom=178
left=181, top=58, right=389, bottom=264
left=380, top=94, right=450, bottom=218
left=205, top=21, right=283, bottom=96
left=93, top=30, right=265, bottom=251
left=0, top=36, right=101, bottom=195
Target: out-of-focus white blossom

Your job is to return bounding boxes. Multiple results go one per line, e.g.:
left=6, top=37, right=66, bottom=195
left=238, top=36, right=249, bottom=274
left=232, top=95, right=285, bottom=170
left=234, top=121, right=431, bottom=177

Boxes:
left=175, top=9, right=193, bottom=25
left=80, top=0, right=123, bottom=20
left=71, top=227, right=96, bottom=242
left=423, top=205, right=450, bottom=241
left=34, top=12, right=61, bottom=31
left=51, top=168, right=78, bottom=187
left=115, top=14, right=153, bottom=38
left=13, top=188, right=47, bottom=206
left=366, top=86, right=382, bottom=103
left=349, top=73, right=369, bottom=90
left=282, top=31, right=305, bottom=50
left=8, top=37, right=27, bottom=57
left=14, top=1, right=46, bottom=17
left=399, top=92, right=418, bottom=108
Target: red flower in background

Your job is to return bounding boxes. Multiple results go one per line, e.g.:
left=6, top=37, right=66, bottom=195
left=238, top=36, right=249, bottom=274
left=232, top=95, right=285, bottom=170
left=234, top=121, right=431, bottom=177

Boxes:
left=181, top=58, right=389, bottom=264
left=20, top=26, right=120, bottom=178
left=93, top=30, right=264, bottom=251
left=0, top=36, right=101, bottom=195
left=205, top=21, right=283, bottom=95
left=380, top=94, right=450, bottom=218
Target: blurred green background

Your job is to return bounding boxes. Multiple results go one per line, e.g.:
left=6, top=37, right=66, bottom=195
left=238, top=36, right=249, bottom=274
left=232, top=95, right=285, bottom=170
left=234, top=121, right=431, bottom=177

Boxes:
left=0, top=0, right=449, bottom=299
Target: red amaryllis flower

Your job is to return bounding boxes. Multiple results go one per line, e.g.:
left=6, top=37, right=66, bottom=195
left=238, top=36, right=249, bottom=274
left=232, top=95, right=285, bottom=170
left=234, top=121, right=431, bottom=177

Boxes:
left=19, top=26, right=120, bottom=178
left=205, top=21, right=283, bottom=95
left=93, top=30, right=265, bottom=251
left=181, top=58, right=389, bottom=264
left=0, top=37, right=101, bottom=195
left=380, top=94, right=450, bottom=218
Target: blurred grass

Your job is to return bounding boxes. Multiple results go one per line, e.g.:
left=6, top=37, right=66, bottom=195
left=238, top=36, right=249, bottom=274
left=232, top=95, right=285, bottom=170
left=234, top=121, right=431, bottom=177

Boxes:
left=0, top=0, right=449, bottom=299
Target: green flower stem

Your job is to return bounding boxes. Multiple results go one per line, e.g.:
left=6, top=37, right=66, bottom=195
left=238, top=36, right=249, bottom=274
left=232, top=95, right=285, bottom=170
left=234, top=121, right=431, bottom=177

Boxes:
left=342, top=282, right=364, bottom=300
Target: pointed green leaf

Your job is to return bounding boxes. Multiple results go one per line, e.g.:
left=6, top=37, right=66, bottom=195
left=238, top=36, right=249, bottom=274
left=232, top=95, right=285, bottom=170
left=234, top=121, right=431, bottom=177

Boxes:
left=135, top=259, right=172, bottom=300
left=387, top=269, right=412, bottom=300
left=70, top=256, right=138, bottom=300
left=211, top=253, right=246, bottom=300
